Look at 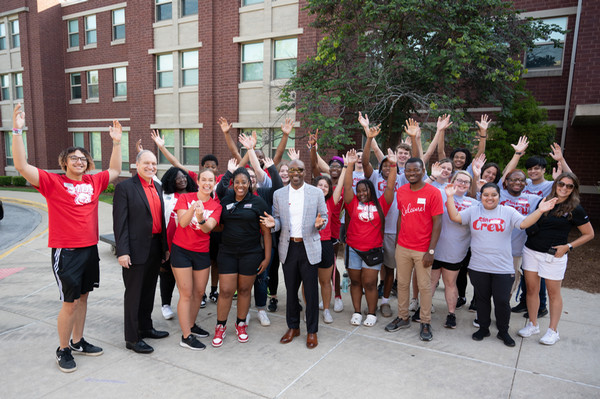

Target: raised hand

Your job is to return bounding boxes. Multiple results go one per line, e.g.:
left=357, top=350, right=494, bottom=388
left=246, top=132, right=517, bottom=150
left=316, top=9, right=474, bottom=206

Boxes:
left=403, top=118, right=420, bottom=137
left=151, top=129, right=165, bottom=148
left=346, top=149, right=358, bottom=164
left=538, top=197, right=558, bottom=213
left=307, top=130, right=318, bottom=148
left=287, top=148, right=300, bottom=160
left=445, top=183, right=457, bottom=197
left=471, top=153, right=486, bottom=176
left=109, top=120, right=122, bottom=142
left=314, top=213, right=325, bottom=229
left=549, top=142, right=564, bottom=162
left=437, top=114, right=452, bottom=131
left=475, top=114, right=491, bottom=131
left=358, top=111, right=370, bottom=130
left=430, top=162, right=442, bottom=179
left=366, top=124, right=381, bottom=139
left=260, top=211, right=275, bottom=228
left=217, top=117, right=232, bottom=134
left=238, top=133, right=254, bottom=150
left=281, top=117, right=294, bottom=135
left=13, top=103, right=25, bottom=129
left=342, top=153, right=348, bottom=166
left=386, top=148, right=397, bottom=164
left=136, top=139, right=143, bottom=153
left=227, top=158, right=238, bottom=173
left=552, top=163, right=563, bottom=180
left=511, top=136, right=529, bottom=154
left=263, top=156, right=274, bottom=169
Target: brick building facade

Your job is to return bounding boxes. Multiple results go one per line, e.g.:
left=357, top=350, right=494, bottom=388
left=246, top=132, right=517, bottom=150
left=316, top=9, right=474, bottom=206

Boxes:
left=0, top=0, right=597, bottom=217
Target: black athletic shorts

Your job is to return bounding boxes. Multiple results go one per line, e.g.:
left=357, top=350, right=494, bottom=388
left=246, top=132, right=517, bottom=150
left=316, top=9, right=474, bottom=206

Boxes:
left=432, top=259, right=462, bottom=271
left=318, top=239, right=335, bottom=269
left=51, top=245, right=100, bottom=303
left=217, top=249, right=264, bottom=276
left=170, top=243, right=210, bottom=271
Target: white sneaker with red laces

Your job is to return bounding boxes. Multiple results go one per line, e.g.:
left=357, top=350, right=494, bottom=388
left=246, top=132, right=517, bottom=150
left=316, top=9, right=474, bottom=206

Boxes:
left=236, top=322, right=249, bottom=343
left=212, top=325, right=226, bottom=348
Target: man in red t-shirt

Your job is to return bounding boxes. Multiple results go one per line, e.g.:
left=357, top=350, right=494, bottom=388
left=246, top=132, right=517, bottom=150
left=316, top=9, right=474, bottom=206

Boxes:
left=384, top=158, right=442, bottom=342
left=11, top=104, right=122, bottom=373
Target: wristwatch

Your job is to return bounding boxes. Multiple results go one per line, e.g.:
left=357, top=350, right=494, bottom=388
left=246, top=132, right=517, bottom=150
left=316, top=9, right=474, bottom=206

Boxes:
left=567, top=243, right=573, bottom=252
left=199, top=219, right=206, bottom=225
left=428, top=249, right=435, bottom=255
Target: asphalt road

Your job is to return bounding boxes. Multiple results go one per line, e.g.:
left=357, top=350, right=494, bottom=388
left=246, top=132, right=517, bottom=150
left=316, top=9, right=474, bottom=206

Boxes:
left=0, top=202, right=41, bottom=251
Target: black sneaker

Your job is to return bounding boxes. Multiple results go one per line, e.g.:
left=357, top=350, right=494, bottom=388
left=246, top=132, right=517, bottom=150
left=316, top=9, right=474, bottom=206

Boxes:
left=385, top=316, right=410, bottom=332
left=468, top=301, right=477, bottom=313
left=180, top=334, right=206, bottom=351
left=444, top=313, right=457, bottom=329
left=190, top=323, right=210, bottom=338
left=511, top=302, right=527, bottom=313
left=524, top=307, right=549, bottom=319
left=472, top=328, right=490, bottom=341
left=411, top=307, right=421, bottom=323
left=497, top=331, right=516, bottom=347
left=419, top=323, right=433, bottom=341
left=456, top=297, right=467, bottom=309
left=56, top=347, right=77, bottom=373
left=69, top=338, right=104, bottom=356
left=209, top=292, right=219, bottom=303
left=200, top=294, right=207, bottom=308
left=268, top=297, right=278, bottom=312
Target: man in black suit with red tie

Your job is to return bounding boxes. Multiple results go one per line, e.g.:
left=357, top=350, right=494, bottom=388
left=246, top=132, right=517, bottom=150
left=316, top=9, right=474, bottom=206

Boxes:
left=113, top=150, right=169, bottom=353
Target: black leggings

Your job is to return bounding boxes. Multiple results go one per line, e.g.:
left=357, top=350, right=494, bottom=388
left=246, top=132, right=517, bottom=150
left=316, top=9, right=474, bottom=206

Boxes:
left=469, top=269, right=514, bottom=334
left=268, top=249, right=280, bottom=296
left=456, top=249, right=471, bottom=298
left=159, top=259, right=176, bottom=306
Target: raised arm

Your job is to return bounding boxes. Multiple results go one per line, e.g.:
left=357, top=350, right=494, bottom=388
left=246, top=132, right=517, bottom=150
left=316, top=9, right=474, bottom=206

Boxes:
left=151, top=129, right=186, bottom=172
left=273, top=117, right=293, bottom=165
left=549, top=142, right=572, bottom=174
left=11, top=104, right=39, bottom=187
left=473, top=114, right=490, bottom=159
left=404, top=118, right=422, bottom=160
left=218, top=117, right=242, bottom=163
left=383, top=148, right=398, bottom=205
left=444, top=184, right=462, bottom=224
left=344, top=149, right=357, bottom=204
left=239, top=132, right=266, bottom=183
left=308, top=132, right=321, bottom=178
left=423, top=114, right=452, bottom=165
left=468, top=154, right=486, bottom=198
left=501, top=136, right=528, bottom=181
left=107, top=120, right=123, bottom=182
left=216, top=158, right=237, bottom=199
left=358, top=112, right=385, bottom=162
left=520, top=197, right=558, bottom=229
left=362, top=125, right=380, bottom=178
left=332, top=153, right=347, bottom=205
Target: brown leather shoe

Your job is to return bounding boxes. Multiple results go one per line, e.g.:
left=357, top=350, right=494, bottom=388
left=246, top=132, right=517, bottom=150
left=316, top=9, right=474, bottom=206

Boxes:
left=306, top=333, right=318, bottom=349
left=280, top=328, right=300, bottom=344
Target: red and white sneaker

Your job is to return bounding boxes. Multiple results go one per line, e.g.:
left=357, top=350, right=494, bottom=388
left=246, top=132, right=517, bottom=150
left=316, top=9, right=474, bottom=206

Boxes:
left=212, top=325, right=226, bottom=348
left=236, top=322, right=249, bottom=343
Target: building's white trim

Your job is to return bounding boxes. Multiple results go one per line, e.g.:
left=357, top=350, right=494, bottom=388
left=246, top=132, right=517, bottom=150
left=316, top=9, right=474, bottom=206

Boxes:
left=0, top=67, right=24, bottom=74
left=61, top=0, right=88, bottom=8
left=67, top=127, right=131, bottom=132
left=62, top=2, right=127, bottom=20
left=148, top=43, right=203, bottom=54
left=0, top=7, right=29, bottom=18
left=580, top=186, right=599, bottom=195
left=65, top=61, right=128, bottom=74
left=520, top=7, right=578, bottom=19
left=233, top=122, right=300, bottom=129
left=68, top=118, right=131, bottom=123
left=233, top=29, right=303, bottom=43
left=150, top=124, right=204, bottom=129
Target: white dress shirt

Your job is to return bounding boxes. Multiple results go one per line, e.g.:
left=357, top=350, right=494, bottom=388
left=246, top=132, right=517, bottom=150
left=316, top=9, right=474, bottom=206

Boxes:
left=288, top=183, right=305, bottom=237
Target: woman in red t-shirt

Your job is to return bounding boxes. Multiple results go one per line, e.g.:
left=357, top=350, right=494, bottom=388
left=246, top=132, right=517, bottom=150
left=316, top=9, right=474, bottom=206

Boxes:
left=343, top=149, right=397, bottom=327
left=170, top=169, right=222, bottom=350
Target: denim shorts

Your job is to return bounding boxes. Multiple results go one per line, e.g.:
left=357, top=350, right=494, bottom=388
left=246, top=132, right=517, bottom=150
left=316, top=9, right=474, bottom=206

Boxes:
left=347, top=246, right=382, bottom=271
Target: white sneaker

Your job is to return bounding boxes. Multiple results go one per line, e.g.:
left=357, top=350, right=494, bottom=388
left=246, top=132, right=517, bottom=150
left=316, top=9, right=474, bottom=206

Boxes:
left=257, top=310, right=271, bottom=326
left=334, top=297, right=344, bottom=313
left=431, top=305, right=435, bottom=314
left=245, top=312, right=251, bottom=325
left=319, top=300, right=324, bottom=310
left=409, top=298, right=419, bottom=312
left=161, top=304, right=174, bottom=320
left=323, top=309, right=334, bottom=323
left=518, top=321, right=540, bottom=338
left=539, top=328, right=560, bottom=345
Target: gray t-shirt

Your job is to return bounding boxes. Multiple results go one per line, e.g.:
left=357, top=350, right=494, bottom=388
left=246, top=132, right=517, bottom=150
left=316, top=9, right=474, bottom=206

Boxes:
left=523, top=179, right=552, bottom=198
left=435, top=192, right=479, bottom=263
left=460, top=204, right=525, bottom=274
left=499, top=189, right=541, bottom=257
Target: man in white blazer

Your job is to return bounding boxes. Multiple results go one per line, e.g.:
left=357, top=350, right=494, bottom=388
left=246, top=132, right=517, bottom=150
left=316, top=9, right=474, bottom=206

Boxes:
left=262, top=159, right=328, bottom=348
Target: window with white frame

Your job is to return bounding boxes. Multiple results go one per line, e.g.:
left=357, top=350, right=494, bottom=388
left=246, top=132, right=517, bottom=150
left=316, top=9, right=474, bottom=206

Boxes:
left=5, top=131, right=27, bottom=166
left=73, top=132, right=85, bottom=147
left=525, top=17, right=568, bottom=70
left=114, top=67, right=127, bottom=97
left=242, top=0, right=263, bottom=5
left=181, top=0, right=198, bottom=17
left=157, top=54, right=173, bottom=88
left=158, top=129, right=175, bottom=164
left=121, top=132, right=130, bottom=171
left=242, top=42, right=263, bottom=81
left=0, top=23, right=6, bottom=50
left=1, top=74, right=10, bottom=100
left=10, top=20, right=19, bottom=48
left=85, top=15, right=97, bottom=45
left=181, top=50, right=198, bottom=86
left=87, top=70, right=99, bottom=99
left=156, top=0, right=172, bottom=21
left=71, top=73, right=82, bottom=100
left=182, top=129, right=199, bottom=164
left=13, top=72, right=23, bottom=99
left=68, top=19, right=79, bottom=48
left=273, top=38, right=297, bottom=79
left=90, top=132, right=102, bottom=162
left=112, top=9, right=125, bottom=41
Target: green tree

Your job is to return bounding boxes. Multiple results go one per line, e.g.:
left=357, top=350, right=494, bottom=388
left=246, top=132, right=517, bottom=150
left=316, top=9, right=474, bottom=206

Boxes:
left=279, top=0, right=559, bottom=150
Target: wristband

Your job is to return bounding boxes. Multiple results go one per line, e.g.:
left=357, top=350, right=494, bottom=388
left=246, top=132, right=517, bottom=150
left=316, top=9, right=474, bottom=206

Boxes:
left=12, top=128, right=22, bottom=135
left=343, top=165, right=348, bottom=168
left=389, top=163, right=397, bottom=167
left=515, top=152, right=523, bottom=155
left=479, top=135, right=487, bottom=138
left=567, top=243, right=573, bottom=252
left=199, top=219, right=206, bottom=225
left=113, top=140, right=121, bottom=145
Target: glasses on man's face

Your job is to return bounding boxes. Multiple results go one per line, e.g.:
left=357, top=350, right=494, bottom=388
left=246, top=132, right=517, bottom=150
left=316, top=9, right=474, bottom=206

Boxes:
left=508, top=178, right=526, bottom=183
left=289, top=168, right=304, bottom=173
left=454, top=179, right=470, bottom=185
left=68, top=156, right=88, bottom=163
left=557, top=181, right=574, bottom=190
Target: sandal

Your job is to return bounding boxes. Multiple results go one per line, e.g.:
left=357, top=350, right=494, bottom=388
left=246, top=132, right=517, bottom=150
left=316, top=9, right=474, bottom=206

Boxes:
left=350, top=312, right=362, bottom=326
left=363, top=314, right=377, bottom=327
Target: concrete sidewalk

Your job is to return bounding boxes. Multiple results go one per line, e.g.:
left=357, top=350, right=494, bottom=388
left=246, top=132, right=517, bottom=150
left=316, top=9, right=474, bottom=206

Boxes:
left=1, top=189, right=599, bottom=398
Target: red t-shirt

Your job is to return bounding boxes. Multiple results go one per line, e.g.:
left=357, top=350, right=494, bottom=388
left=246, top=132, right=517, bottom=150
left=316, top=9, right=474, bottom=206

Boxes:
left=329, top=185, right=343, bottom=239
left=396, top=183, right=443, bottom=252
left=35, top=169, right=109, bottom=248
left=319, top=196, right=335, bottom=241
left=346, top=195, right=392, bottom=252
left=172, top=193, right=222, bottom=252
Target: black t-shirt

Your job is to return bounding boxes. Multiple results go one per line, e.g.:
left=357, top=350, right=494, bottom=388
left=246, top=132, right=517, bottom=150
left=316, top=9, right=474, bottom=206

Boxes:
left=219, top=192, right=269, bottom=254
left=525, top=204, right=589, bottom=253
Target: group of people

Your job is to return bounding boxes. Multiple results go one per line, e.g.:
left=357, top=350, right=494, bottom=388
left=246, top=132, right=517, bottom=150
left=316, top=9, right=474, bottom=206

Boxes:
left=11, top=103, right=594, bottom=373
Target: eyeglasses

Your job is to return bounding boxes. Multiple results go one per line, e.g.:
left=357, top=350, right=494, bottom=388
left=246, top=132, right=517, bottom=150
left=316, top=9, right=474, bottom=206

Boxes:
left=68, top=156, right=88, bottom=163
left=557, top=181, right=575, bottom=190
left=508, top=178, right=526, bottom=183
left=454, top=179, right=471, bottom=185
left=289, top=168, right=305, bottom=173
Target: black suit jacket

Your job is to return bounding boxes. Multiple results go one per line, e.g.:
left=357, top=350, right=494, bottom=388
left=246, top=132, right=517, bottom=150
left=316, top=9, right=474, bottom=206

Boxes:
left=113, top=174, right=167, bottom=264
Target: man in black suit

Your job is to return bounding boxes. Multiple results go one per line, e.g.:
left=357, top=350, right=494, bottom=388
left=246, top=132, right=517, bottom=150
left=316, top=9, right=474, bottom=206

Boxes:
left=113, top=150, right=169, bottom=353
